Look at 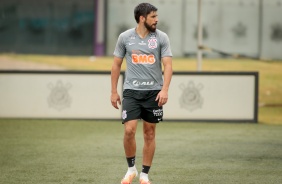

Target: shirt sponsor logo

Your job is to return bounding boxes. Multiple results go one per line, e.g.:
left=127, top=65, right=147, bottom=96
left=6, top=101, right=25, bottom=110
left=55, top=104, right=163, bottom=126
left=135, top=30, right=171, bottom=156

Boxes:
left=132, top=54, right=155, bottom=64
left=148, top=38, right=157, bottom=49
left=132, top=79, right=154, bottom=87
left=139, top=41, right=146, bottom=45
left=153, top=109, right=163, bottom=116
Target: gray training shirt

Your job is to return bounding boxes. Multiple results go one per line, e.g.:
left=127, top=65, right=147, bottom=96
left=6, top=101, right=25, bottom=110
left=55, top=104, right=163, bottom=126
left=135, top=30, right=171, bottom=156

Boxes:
left=113, top=28, right=172, bottom=90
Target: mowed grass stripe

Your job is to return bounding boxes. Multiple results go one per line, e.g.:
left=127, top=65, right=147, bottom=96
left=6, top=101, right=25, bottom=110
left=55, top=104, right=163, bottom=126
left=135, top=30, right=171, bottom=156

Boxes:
left=0, top=119, right=281, bottom=184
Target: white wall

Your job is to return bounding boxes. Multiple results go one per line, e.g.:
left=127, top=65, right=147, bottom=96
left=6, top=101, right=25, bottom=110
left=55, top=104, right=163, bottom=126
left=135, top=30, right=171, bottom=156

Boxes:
left=164, top=72, right=258, bottom=121
left=0, top=72, right=123, bottom=119
left=0, top=71, right=258, bottom=122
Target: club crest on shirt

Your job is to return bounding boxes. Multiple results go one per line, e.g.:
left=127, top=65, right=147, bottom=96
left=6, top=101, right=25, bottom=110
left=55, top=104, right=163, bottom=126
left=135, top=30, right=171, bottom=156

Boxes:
left=148, top=38, right=157, bottom=49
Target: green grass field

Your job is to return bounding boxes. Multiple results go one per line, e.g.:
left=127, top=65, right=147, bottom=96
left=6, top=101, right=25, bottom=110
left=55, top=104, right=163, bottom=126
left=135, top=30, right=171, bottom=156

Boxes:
left=0, top=54, right=282, bottom=183
left=0, top=119, right=282, bottom=184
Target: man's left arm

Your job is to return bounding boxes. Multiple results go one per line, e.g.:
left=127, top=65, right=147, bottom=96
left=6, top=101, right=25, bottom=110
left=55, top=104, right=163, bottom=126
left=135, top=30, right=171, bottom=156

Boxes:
left=155, top=56, right=173, bottom=107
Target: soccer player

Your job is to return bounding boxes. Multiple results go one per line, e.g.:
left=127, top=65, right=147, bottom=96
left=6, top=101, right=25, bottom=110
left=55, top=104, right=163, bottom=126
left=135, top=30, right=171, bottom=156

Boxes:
left=110, top=3, right=173, bottom=184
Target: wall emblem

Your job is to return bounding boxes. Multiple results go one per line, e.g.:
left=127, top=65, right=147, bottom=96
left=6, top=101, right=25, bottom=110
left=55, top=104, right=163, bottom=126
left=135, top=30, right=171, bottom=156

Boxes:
left=148, top=38, right=157, bottom=49
left=179, top=81, right=203, bottom=111
left=232, top=22, right=247, bottom=38
left=47, top=81, right=72, bottom=111
left=271, top=23, right=282, bottom=42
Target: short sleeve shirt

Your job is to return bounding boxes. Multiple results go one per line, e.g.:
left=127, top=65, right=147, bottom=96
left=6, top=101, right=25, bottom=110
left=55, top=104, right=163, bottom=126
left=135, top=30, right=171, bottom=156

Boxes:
left=113, top=28, right=172, bottom=90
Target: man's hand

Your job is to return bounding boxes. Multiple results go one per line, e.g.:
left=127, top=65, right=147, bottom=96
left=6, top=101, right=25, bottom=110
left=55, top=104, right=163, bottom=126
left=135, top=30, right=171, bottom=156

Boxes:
left=155, top=90, right=168, bottom=107
left=111, top=92, right=121, bottom=109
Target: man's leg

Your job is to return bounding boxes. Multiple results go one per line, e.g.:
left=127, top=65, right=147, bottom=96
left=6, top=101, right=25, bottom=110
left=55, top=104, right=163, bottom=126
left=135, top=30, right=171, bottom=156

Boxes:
left=121, top=120, right=139, bottom=184
left=124, top=120, right=138, bottom=157
left=140, top=121, right=156, bottom=183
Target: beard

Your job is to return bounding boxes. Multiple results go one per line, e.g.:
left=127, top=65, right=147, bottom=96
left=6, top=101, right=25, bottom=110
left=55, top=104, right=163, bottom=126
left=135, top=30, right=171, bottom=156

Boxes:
left=144, top=20, right=157, bottom=32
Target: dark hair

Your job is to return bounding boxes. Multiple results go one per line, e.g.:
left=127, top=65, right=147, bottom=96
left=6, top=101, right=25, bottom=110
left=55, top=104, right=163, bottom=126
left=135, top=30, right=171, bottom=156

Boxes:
left=134, top=3, right=158, bottom=23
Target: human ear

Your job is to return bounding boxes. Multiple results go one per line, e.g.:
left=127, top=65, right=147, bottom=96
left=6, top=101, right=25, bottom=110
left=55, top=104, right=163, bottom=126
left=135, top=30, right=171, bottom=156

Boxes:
left=140, top=15, right=146, bottom=23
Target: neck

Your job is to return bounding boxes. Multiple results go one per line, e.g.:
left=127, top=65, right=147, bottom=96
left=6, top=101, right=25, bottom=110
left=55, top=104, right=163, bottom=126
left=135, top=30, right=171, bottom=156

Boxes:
left=136, top=24, right=149, bottom=39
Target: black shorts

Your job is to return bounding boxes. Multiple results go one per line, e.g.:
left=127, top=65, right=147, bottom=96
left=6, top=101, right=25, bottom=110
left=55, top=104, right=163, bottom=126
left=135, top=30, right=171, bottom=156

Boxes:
left=122, top=89, right=163, bottom=124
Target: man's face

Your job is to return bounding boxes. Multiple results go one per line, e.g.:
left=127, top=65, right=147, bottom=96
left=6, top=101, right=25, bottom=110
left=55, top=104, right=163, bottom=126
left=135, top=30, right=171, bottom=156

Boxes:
left=144, top=11, right=158, bottom=32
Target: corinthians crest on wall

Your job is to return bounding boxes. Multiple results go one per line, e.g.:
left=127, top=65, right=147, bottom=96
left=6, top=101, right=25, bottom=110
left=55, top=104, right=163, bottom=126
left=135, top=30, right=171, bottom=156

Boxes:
left=47, top=80, right=72, bottom=111
left=179, top=81, right=204, bottom=111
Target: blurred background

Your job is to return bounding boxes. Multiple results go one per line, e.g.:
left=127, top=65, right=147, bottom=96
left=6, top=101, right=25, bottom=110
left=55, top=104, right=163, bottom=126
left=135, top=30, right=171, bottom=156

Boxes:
left=1, top=0, right=282, bottom=59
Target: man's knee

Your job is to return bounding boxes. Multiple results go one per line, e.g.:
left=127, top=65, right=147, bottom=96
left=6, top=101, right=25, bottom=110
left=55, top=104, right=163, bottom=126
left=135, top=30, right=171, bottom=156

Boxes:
left=143, top=127, right=155, bottom=142
left=124, top=121, right=137, bottom=139
left=124, top=127, right=136, bottom=138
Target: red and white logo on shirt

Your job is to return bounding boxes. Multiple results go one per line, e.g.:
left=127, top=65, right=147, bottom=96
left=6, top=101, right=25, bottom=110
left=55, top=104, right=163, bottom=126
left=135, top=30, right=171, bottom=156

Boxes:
left=132, top=54, right=155, bottom=64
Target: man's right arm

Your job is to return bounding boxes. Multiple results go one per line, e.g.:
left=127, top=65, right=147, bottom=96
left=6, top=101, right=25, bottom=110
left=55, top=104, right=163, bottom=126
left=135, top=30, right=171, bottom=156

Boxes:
left=110, top=56, right=123, bottom=109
